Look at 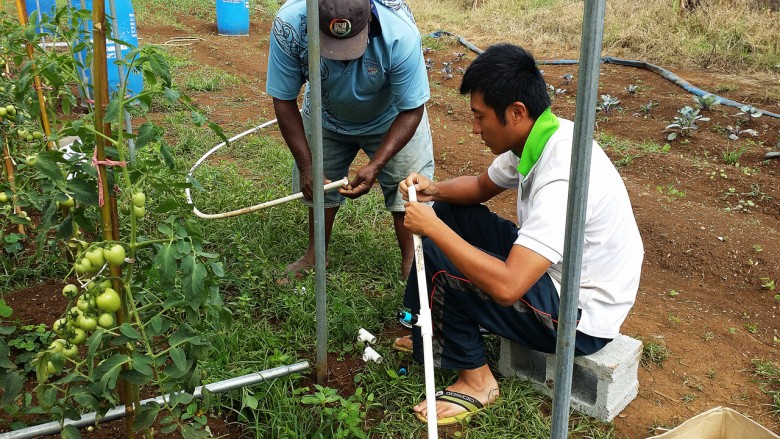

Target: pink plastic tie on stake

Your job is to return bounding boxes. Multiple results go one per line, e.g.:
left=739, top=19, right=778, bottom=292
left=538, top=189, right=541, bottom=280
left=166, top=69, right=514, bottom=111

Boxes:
left=92, top=148, right=126, bottom=207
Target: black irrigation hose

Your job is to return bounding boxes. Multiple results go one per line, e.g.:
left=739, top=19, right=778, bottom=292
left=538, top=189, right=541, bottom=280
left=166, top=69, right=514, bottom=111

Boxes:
left=429, top=30, right=780, bottom=119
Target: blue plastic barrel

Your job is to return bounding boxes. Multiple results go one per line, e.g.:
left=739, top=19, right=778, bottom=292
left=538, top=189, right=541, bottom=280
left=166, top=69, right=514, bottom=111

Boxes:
left=25, top=0, right=57, bottom=34
left=216, top=0, right=250, bottom=36
left=79, top=0, right=144, bottom=97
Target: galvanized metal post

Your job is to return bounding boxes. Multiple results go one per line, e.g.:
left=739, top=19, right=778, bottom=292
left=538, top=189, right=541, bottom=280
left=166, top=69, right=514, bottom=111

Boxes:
left=304, top=0, right=328, bottom=385
left=549, top=0, right=606, bottom=437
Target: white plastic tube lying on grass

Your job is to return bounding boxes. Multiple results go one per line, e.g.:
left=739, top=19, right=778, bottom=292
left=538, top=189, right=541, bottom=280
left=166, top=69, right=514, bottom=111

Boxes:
left=408, top=185, right=438, bottom=439
left=184, top=118, right=348, bottom=219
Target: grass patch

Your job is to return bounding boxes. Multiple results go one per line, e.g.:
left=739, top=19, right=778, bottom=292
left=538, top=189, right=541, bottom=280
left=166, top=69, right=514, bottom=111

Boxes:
left=599, top=133, right=667, bottom=167
left=752, top=359, right=780, bottom=419
left=640, top=339, right=670, bottom=368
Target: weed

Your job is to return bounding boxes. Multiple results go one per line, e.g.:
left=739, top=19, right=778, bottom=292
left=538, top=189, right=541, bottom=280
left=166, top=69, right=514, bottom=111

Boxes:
left=681, top=393, right=696, bottom=404
left=706, top=369, right=717, bottom=379
left=641, top=340, right=671, bottom=367
left=760, top=278, right=776, bottom=291
left=656, top=185, right=686, bottom=200
left=703, top=332, right=714, bottom=341
left=745, top=323, right=759, bottom=334
left=752, top=359, right=780, bottom=418
left=721, top=145, right=747, bottom=166
left=668, top=314, right=681, bottom=325
left=668, top=289, right=680, bottom=297
left=728, top=327, right=738, bottom=335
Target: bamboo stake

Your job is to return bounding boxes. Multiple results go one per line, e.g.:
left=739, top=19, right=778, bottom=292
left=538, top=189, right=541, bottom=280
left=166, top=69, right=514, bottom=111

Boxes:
left=13, top=0, right=56, bottom=150
left=1, top=135, right=25, bottom=235
left=90, top=4, right=137, bottom=437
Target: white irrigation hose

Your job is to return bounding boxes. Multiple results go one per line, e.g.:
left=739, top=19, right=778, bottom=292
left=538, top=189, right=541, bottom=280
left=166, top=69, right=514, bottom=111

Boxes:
left=408, top=185, right=438, bottom=438
left=184, top=118, right=347, bottom=219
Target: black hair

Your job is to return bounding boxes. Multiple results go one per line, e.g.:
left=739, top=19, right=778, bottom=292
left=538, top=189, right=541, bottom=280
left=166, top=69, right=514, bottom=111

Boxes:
left=459, top=43, right=550, bottom=123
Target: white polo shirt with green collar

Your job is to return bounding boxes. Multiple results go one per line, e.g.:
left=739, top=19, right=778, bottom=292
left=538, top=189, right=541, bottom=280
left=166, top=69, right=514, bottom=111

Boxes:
left=487, top=108, right=644, bottom=339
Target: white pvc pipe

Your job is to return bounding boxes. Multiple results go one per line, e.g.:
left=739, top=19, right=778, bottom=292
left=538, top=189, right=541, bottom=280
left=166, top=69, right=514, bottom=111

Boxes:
left=357, top=328, right=377, bottom=345
left=184, top=118, right=347, bottom=219
left=408, top=185, right=438, bottom=438
left=361, top=346, right=383, bottom=363
left=0, top=361, right=310, bottom=439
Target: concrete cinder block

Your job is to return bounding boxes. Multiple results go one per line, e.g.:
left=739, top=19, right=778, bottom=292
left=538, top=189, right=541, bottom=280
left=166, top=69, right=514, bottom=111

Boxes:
left=497, top=334, right=642, bottom=422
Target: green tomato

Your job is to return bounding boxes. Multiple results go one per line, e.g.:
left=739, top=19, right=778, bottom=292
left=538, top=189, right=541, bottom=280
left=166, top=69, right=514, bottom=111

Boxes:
left=53, top=318, right=71, bottom=335
left=76, top=294, right=95, bottom=312
left=32, top=131, right=43, bottom=140
left=49, top=339, right=66, bottom=353
left=132, top=205, right=145, bottom=218
left=24, top=155, right=37, bottom=167
left=96, top=288, right=121, bottom=313
left=99, top=279, right=112, bottom=290
left=46, top=361, right=57, bottom=375
left=60, top=195, right=75, bottom=208
left=131, top=192, right=146, bottom=208
left=85, top=248, right=105, bottom=269
left=67, top=328, right=87, bottom=345
left=74, top=258, right=92, bottom=274
left=0, top=107, right=6, bottom=117
left=0, top=192, right=8, bottom=203
left=103, top=244, right=126, bottom=266
left=62, top=284, right=79, bottom=298
left=5, top=105, right=14, bottom=115
left=97, top=313, right=115, bottom=329
left=63, top=343, right=79, bottom=358
left=77, top=314, right=98, bottom=332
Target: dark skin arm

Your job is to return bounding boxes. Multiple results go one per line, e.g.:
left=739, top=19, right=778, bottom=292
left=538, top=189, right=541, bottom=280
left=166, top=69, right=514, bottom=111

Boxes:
left=401, top=173, right=552, bottom=306
left=339, top=104, right=425, bottom=198
left=273, top=97, right=319, bottom=200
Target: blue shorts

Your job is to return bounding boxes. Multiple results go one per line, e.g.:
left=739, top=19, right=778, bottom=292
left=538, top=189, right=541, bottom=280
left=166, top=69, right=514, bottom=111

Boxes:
left=293, top=109, right=435, bottom=212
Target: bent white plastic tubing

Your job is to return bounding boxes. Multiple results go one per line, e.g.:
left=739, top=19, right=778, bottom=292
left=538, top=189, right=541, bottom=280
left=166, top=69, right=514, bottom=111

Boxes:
left=408, top=185, right=438, bottom=439
left=362, top=346, right=383, bottom=363
left=357, top=328, right=377, bottom=345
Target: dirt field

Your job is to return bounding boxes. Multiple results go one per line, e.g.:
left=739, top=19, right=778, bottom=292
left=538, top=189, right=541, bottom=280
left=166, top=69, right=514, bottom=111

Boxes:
left=6, top=7, right=780, bottom=438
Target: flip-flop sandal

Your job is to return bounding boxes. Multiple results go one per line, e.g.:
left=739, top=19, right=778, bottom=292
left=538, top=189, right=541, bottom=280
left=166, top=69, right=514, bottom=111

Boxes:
left=414, top=389, right=485, bottom=426
left=392, top=335, right=413, bottom=353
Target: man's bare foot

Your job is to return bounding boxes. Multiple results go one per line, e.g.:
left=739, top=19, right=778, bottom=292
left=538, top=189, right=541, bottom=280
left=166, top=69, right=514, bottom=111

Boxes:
left=413, top=365, right=500, bottom=422
left=284, top=256, right=315, bottom=278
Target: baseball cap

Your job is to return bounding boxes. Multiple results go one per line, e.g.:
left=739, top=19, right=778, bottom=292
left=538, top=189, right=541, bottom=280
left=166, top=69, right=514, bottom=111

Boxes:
left=319, top=0, right=370, bottom=60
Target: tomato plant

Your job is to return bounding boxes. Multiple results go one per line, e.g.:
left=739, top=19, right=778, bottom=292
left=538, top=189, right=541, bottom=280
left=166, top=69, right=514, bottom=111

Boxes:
left=1, top=5, right=230, bottom=438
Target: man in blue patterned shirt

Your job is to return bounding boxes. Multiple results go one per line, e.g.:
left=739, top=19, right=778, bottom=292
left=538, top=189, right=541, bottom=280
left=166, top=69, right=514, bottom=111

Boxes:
left=266, top=0, right=434, bottom=280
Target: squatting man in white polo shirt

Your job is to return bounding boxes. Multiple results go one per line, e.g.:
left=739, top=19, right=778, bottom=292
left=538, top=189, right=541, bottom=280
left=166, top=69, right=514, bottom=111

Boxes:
left=396, top=43, right=644, bottom=426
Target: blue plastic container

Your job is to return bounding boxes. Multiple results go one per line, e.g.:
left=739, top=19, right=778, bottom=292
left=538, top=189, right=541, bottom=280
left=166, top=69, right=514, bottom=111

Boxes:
left=25, top=0, right=57, bottom=34
left=79, top=0, right=144, bottom=97
left=216, top=0, right=250, bottom=36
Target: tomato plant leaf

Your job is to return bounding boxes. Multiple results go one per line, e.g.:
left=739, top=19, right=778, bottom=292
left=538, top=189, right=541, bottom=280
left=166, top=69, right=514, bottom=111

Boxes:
left=209, top=261, right=225, bottom=278
left=95, top=354, right=130, bottom=391
left=104, top=98, right=121, bottom=124
left=169, top=391, right=194, bottom=408
left=169, top=347, right=187, bottom=372
left=183, top=257, right=207, bottom=303
left=0, top=370, right=23, bottom=406
left=60, top=425, right=81, bottom=439
left=168, top=324, right=198, bottom=348
left=56, top=215, right=74, bottom=240
left=36, top=150, right=66, bottom=184
left=134, top=401, right=161, bottom=432
left=160, top=139, right=175, bottom=169
left=67, top=178, right=99, bottom=206
left=136, top=122, right=161, bottom=149
left=154, top=243, right=178, bottom=287
left=118, top=323, right=142, bottom=340
left=121, top=368, right=152, bottom=386
left=163, top=87, right=180, bottom=104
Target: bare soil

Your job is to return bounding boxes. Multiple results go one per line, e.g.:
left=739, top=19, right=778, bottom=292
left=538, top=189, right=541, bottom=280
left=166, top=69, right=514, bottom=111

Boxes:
left=4, top=9, right=780, bottom=439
